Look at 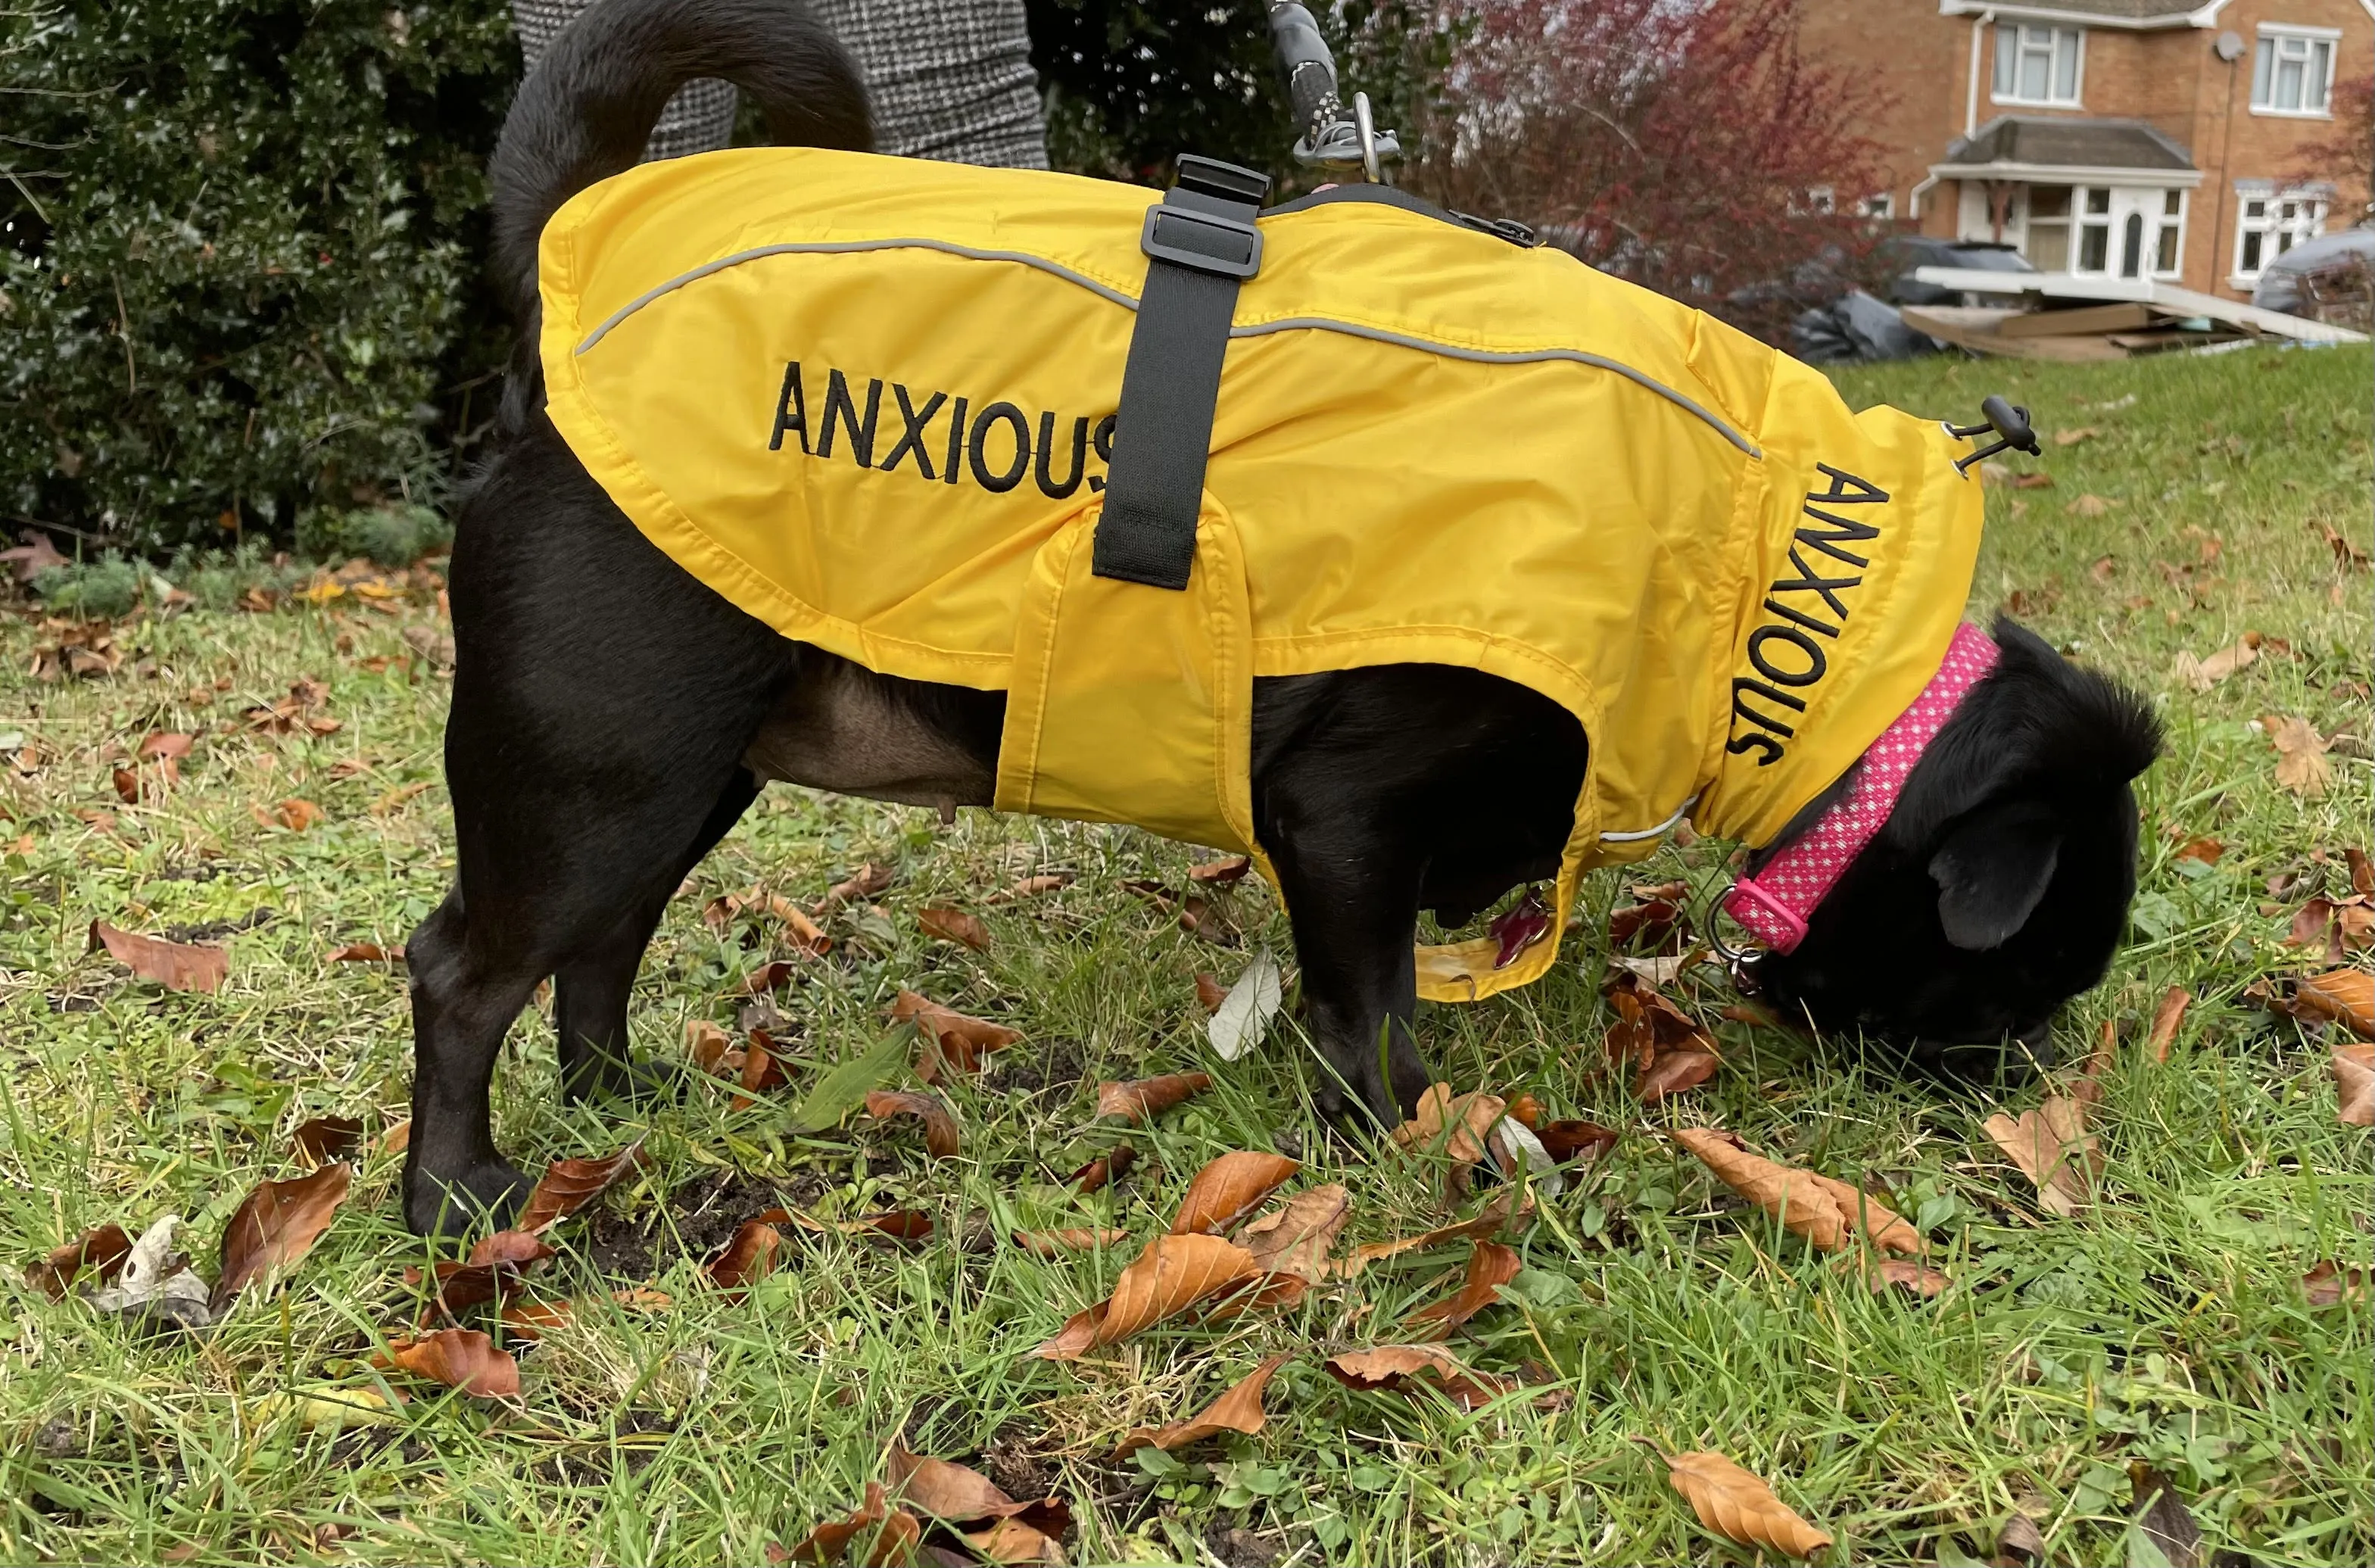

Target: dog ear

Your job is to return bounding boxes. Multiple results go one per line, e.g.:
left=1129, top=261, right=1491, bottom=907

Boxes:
left=1928, top=798, right=2063, bottom=951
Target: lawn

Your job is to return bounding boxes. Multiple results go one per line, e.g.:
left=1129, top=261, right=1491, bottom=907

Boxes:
left=2, top=343, right=2368, bottom=1568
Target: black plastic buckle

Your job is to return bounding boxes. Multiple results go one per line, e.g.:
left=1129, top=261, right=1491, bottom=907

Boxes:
left=1174, top=154, right=1270, bottom=207
left=1141, top=202, right=1264, bottom=279
left=1948, top=394, right=2043, bottom=476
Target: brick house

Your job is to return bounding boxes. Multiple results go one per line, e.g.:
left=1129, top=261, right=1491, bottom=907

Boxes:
left=1797, top=1, right=2373, bottom=300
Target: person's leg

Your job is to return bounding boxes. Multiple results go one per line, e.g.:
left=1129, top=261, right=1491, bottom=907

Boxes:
left=512, top=0, right=736, bottom=161
left=809, top=0, right=1047, bottom=169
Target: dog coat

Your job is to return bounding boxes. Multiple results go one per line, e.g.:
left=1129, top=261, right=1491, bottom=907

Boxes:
left=538, top=148, right=1986, bottom=1000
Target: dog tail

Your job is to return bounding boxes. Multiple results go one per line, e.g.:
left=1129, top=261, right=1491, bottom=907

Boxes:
left=488, top=0, right=872, bottom=326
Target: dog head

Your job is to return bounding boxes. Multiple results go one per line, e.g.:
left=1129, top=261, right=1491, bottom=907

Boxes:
left=1746, top=617, right=2160, bottom=1071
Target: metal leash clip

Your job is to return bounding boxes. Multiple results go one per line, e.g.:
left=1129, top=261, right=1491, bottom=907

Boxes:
left=1703, top=880, right=1765, bottom=993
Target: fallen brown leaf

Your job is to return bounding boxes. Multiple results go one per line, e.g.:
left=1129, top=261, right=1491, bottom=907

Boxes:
left=686, top=1020, right=740, bottom=1077
left=835, top=1211, right=935, bottom=1243
left=814, top=862, right=896, bottom=918
left=1534, top=1120, right=1619, bottom=1166
left=884, top=1439, right=1069, bottom=1538
left=728, top=1028, right=790, bottom=1111
left=212, top=1164, right=351, bottom=1309
left=1238, top=1184, right=1351, bottom=1281
left=515, top=1142, right=650, bottom=1233
left=2172, top=836, right=2226, bottom=865
left=2147, top=986, right=2191, bottom=1063
left=1177, top=894, right=1239, bottom=946
left=1637, top=1049, right=1721, bottom=1102
left=736, top=959, right=797, bottom=996
left=1168, top=1151, right=1298, bottom=1236
left=963, top=1517, right=1066, bottom=1564
left=1864, top=1258, right=1951, bottom=1298
left=381, top=1120, right=410, bottom=1154
left=1012, top=1228, right=1131, bottom=1256
left=1404, top=1240, right=1520, bottom=1332
left=1664, top=1448, right=1833, bottom=1558
left=787, top=1481, right=921, bottom=1566
left=865, top=1089, right=961, bottom=1158
left=2268, top=715, right=2333, bottom=797
left=376, top=1328, right=520, bottom=1398
left=2289, top=896, right=2374, bottom=963
left=499, top=1298, right=573, bottom=1341
left=1095, top=1073, right=1211, bottom=1124
left=2053, top=426, right=2099, bottom=447
left=2009, top=470, right=2053, bottom=489
left=2302, top=1259, right=2368, bottom=1308
left=28, top=1224, right=132, bottom=1300
left=2073, top=1018, right=2120, bottom=1109
left=2090, top=555, right=2118, bottom=584
left=1065, top=1145, right=1139, bottom=1195
left=1031, top=1233, right=1257, bottom=1360
left=918, top=905, right=990, bottom=951
left=1675, top=1128, right=1921, bottom=1255
left=2292, top=968, right=2374, bottom=1039
left=1983, top=1097, right=2096, bottom=1216
left=291, top=1116, right=366, bottom=1165
left=270, top=798, right=325, bottom=831
left=1332, top=1189, right=1535, bottom=1280
left=1189, top=855, right=1251, bottom=884
left=89, top=920, right=227, bottom=994
left=425, top=1230, right=556, bottom=1317
left=326, top=942, right=402, bottom=964
left=1323, top=1344, right=1513, bottom=1411
left=2351, top=847, right=2375, bottom=898
left=708, top=1220, right=783, bottom=1295
left=1003, top=872, right=1073, bottom=899
left=1391, top=1083, right=1505, bottom=1198
left=1116, top=1354, right=1292, bottom=1454
left=2067, top=493, right=2112, bottom=518
left=1192, top=972, right=1228, bottom=1013
left=890, top=990, right=1022, bottom=1079
left=2336, top=1042, right=2373, bottom=1127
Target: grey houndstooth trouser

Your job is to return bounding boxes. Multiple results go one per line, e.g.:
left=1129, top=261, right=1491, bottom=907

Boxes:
left=510, top=0, right=1048, bottom=168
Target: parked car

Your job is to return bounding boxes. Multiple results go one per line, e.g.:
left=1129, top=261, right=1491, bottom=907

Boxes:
left=1879, top=238, right=2037, bottom=306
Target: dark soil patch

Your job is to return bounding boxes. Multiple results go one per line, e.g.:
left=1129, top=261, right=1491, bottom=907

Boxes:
left=161, top=907, right=276, bottom=943
left=578, top=1169, right=819, bottom=1280
left=977, top=1431, right=1059, bottom=1502
left=1205, top=1523, right=1286, bottom=1566
left=981, top=1035, right=1086, bottom=1100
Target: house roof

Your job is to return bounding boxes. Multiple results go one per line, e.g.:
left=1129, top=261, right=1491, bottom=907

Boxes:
left=1944, top=116, right=2196, bottom=171
left=1937, top=0, right=2229, bottom=26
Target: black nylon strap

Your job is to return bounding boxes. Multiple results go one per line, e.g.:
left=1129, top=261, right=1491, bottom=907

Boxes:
left=1092, top=156, right=1270, bottom=590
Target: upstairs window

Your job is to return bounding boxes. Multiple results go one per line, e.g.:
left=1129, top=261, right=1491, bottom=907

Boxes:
left=1993, top=24, right=2084, bottom=107
left=2252, top=27, right=2336, bottom=116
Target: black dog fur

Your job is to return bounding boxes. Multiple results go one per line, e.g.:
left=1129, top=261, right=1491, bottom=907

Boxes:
left=401, top=0, right=2161, bottom=1234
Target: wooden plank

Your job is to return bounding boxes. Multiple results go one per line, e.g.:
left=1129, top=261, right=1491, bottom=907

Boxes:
left=1899, top=309, right=2129, bottom=361
left=1996, top=302, right=2156, bottom=338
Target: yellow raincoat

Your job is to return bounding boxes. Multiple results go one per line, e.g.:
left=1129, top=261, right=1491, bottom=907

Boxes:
left=539, top=148, right=1985, bottom=1000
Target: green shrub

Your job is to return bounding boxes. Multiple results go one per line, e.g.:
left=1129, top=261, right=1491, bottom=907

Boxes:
left=0, top=0, right=519, bottom=555
left=295, top=501, right=453, bottom=566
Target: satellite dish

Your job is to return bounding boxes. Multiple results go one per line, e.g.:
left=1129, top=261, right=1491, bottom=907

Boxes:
left=2214, top=30, right=2245, bottom=61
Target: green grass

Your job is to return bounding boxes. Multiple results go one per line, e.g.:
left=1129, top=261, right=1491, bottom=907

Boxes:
left=1, top=344, right=2368, bottom=1567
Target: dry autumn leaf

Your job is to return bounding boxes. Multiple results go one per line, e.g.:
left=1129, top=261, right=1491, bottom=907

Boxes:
left=212, top=1164, right=352, bottom=1309
left=1323, top=1344, right=1513, bottom=1411
left=376, top=1328, right=520, bottom=1398
left=291, top=1115, right=365, bottom=1165
left=1392, top=1083, right=1506, bottom=1199
left=1332, top=1189, right=1535, bottom=1280
left=1404, top=1240, right=1520, bottom=1332
left=1013, top=1228, right=1131, bottom=1257
left=1095, top=1072, right=1212, bottom=1124
left=1117, top=1354, right=1292, bottom=1454
left=730, top=1028, right=791, bottom=1111
left=2303, top=1260, right=2368, bottom=1308
left=708, top=1219, right=783, bottom=1295
left=27, top=1223, right=132, bottom=1300
left=515, top=1142, right=650, bottom=1233
left=1675, top=1128, right=1922, bottom=1255
left=1983, top=1098, right=2096, bottom=1217
left=1865, top=1258, right=1952, bottom=1298
left=426, top=1230, right=556, bottom=1317
left=2147, top=986, right=2191, bottom=1063
left=326, top=942, right=402, bottom=963
left=2336, top=1042, right=2373, bottom=1127
left=865, top=1089, right=960, bottom=1158
left=2171, top=631, right=2259, bottom=692
left=499, top=1299, right=573, bottom=1341
left=1664, top=1448, right=1833, bottom=1559
left=1189, top=855, right=1251, bottom=884
left=1239, top=1184, right=1351, bottom=1281
left=1535, top=1120, right=1620, bottom=1166
left=1193, top=973, right=1228, bottom=1013
left=918, top=905, right=990, bottom=950
left=1031, top=1233, right=1257, bottom=1360
left=686, top=1019, right=740, bottom=1077
left=890, top=990, right=1021, bottom=1079
left=814, top=862, right=896, bottom=918
left=2267, top=715, right=2333, bottom=797
left=1168, top=1151, right=1299, bottom=1236
left=884, top=1440, right=1069, bottom=1538
left=787, top=1481, right=920, bottom=1566
left=2172, top=836, right=2225, bottom=865
left=2293, top=968, right=2373, bottom=1039
left=271, top=798, right=325, bottom=831
left=2067, top=492, right=2112, bottom=518
left=1067, top=1145, right=1137, bottom=1193
left=88, top=920, right=226, bottom=994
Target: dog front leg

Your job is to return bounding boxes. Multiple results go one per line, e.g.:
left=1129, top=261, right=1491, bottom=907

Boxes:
left=1266, top=831, right=1432, bottom=1127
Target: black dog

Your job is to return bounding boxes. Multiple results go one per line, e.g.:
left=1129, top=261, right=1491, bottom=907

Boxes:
left=401, top=0, right=2159, bottom=1234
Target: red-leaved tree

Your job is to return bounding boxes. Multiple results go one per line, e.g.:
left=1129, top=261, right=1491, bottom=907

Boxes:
left=1406, top=0, right=1892, bottom=340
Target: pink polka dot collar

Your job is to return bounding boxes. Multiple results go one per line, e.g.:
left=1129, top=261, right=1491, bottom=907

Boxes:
left=1722, top=623, right=1999, bottom=954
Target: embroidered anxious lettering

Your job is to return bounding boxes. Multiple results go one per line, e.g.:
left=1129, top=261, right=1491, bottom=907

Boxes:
left=766, top=360, right=1111, bottom=500
left=1727, top=465, right=1892, bottom=766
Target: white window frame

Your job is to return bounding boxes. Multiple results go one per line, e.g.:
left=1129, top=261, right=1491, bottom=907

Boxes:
left=2021, top=185, right=2186, bottom=280
left=2251, top=25, right=2340, bottom=118
left=1992, top=23, right=2085, bottom=108
left=1860, top=192, right=1894, bottom=220
left=2231, top=185, right=2329, bottom=283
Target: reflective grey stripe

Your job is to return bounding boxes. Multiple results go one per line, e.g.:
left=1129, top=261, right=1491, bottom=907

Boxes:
left=572, top=237, right=1142, bottom=354
left=572, top=238, right=1762, bottom=458
left=1229, top=318, right=1761, bottom=457
left=1598, top=792, right=1700, bottom=843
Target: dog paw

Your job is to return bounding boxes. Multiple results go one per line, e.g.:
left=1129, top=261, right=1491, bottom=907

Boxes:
left=404, top=1159, right=533, bottom=1237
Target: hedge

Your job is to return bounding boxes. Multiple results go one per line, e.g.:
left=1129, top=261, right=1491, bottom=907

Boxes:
left=1, top=0, right=519, bottom=555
